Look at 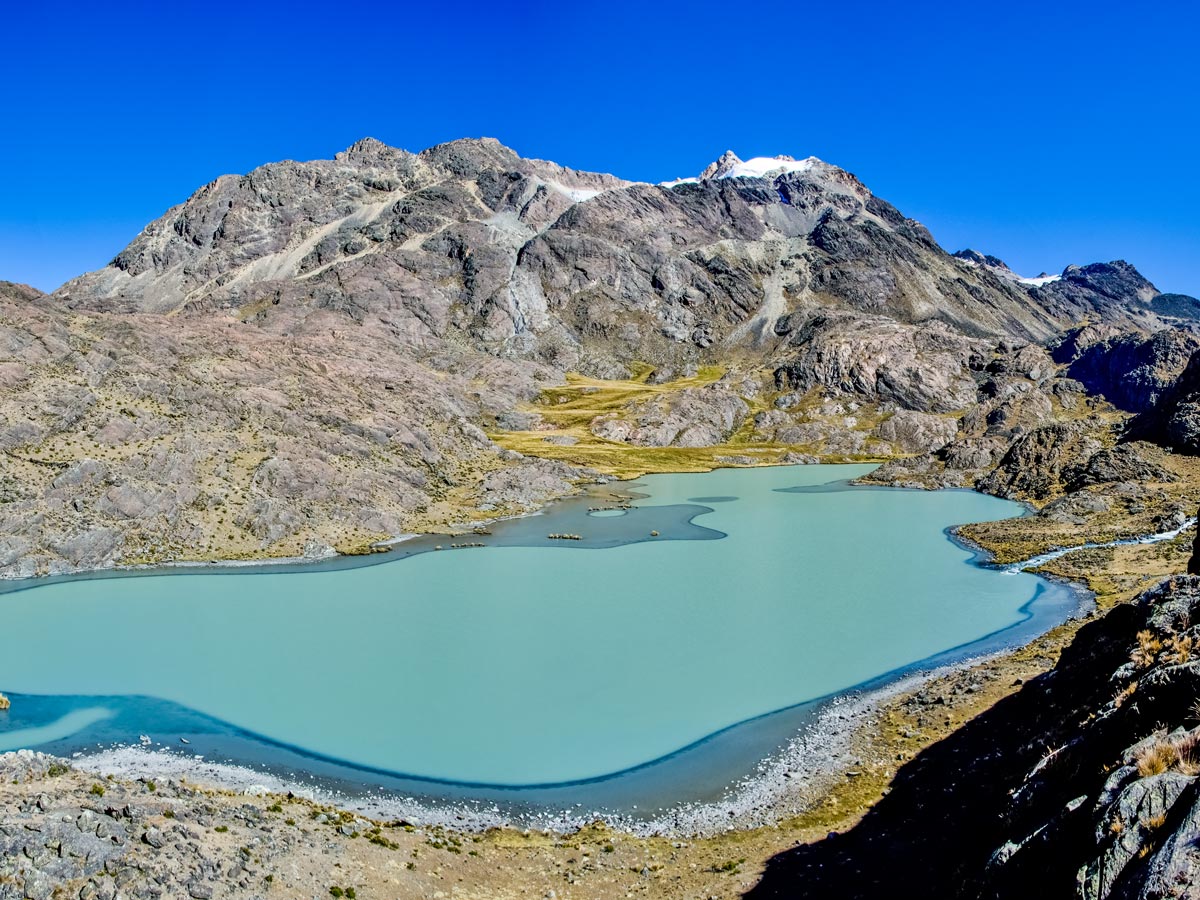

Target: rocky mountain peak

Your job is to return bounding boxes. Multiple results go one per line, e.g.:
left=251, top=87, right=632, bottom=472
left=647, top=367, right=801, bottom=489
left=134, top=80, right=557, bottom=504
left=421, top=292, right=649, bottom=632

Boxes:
left=335, top=136, right=414, bottom=167
left=953, top=249, right=1013, bottom=273
left=700, top=150, right=744, bottom=180
left=1058, top=261, right=1159, bottom=304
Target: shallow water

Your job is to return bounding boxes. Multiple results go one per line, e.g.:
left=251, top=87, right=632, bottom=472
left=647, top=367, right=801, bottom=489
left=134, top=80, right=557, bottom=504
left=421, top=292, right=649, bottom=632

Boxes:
left=0, top=465, right=1074, bottom=798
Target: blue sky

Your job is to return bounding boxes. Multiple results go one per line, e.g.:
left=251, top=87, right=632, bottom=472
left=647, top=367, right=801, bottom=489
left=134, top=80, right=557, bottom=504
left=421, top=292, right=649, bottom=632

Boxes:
left=3, top=0, right=1198, bottom=294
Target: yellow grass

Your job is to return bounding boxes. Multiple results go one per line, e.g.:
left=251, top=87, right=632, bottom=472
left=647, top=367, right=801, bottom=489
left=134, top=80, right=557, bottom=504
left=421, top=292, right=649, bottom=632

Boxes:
left=489, top=366, right=890, bottom=479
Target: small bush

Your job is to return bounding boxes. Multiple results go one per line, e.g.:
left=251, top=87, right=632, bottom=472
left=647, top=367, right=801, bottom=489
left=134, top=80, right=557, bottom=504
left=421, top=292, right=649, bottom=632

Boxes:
left=89, top=783, right=105, bottom=797
left=214, top=825, right=229, bottom=833
left=712, top=857, right=746, bottom=874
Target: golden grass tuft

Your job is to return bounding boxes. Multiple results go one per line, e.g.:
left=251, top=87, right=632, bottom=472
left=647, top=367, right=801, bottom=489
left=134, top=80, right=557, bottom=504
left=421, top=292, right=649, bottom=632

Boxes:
left=1136, top=739, right=1180, bottom=777
left=1112, top=681, right=1138, bottom=708
left=1162, top=634, right=1194, bottom=666
left=1142, top=812, right=1167, bottom=831
left=1131, top=630, right=1164, bottom=669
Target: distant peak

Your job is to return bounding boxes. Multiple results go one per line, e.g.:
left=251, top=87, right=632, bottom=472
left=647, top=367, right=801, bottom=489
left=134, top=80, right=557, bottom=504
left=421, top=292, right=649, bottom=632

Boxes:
left=700, top=150, right=743, bottom=180
left=953, top=249, right=1012, bottom=272
left=954, top=250, right=1065, bottom=287
left=661, top=151, right=827, bottom=189
left=335, top=137, right=412, bottom=165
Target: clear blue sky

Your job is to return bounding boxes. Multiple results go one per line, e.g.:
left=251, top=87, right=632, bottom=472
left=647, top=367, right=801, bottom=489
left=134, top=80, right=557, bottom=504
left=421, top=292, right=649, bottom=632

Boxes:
left=3, top=0, right=1198, bottom=295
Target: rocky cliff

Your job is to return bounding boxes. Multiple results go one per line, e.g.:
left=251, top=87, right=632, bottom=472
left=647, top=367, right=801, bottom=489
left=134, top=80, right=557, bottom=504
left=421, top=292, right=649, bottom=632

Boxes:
left=745, top=571, right=1200, bottom=900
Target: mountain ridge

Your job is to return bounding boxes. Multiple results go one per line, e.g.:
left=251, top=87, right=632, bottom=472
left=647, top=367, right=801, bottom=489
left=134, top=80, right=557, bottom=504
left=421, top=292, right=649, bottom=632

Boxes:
left=1, top=136, right=1198, bottom=579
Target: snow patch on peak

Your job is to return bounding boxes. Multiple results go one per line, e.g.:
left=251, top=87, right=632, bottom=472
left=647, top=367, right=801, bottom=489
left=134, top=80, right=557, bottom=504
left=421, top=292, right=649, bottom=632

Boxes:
left=716, top=156, right=822, bottom=180
left=659, top=152, right=825, bottom=189
left=1018, top=274, right=1062, bottom=287
left=658, top=177, right=700, bottom=188
left=542, top=180, right=605, bottom=204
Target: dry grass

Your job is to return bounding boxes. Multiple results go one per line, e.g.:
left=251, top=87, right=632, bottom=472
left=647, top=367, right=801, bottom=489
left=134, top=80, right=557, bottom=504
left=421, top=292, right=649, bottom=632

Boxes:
left=1162, top=634, right=1194, bottom=666
left=1142, top=813, right=1168, bottom=831
left=489, top=367, right=890, bottom=478
left=1131, top=631, right=1164, bottom=669
left=1112, top=681, right=1138, bottom=708
left=1136, top=740, right=1180, bottom=777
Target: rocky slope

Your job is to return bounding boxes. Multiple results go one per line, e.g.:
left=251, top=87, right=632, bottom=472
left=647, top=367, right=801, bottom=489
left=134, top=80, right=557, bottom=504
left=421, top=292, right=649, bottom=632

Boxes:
left=744, top=569, right=1200, bottom=900
left=0, top=136, right=1196, bottom=580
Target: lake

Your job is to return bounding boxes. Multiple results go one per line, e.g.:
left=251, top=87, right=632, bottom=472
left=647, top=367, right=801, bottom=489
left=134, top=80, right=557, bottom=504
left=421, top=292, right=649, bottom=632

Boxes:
left=0, top=465, right=1078, bottom=813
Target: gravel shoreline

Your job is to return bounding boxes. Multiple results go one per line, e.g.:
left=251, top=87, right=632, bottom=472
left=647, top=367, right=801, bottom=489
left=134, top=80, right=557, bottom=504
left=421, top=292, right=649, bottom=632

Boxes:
left=67, top=654, right=996, bottom=840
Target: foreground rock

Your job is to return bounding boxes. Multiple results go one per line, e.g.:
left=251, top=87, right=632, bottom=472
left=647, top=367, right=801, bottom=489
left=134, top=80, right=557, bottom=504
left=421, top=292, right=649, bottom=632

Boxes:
left=746, top=575, right=1200, bottom=899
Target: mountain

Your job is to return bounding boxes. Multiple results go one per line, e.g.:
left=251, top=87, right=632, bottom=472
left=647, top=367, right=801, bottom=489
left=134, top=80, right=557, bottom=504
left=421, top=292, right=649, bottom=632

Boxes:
left=55, top=138, right=1173, bottom=351
left=1, top=136, right=1196, bottom=578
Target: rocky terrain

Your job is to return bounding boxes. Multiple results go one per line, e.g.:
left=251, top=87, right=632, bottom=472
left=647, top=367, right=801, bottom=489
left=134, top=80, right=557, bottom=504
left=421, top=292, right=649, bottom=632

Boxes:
left=4, top=137, right=1200, bottom=577
left=745, top=571, right=1200, bottom=900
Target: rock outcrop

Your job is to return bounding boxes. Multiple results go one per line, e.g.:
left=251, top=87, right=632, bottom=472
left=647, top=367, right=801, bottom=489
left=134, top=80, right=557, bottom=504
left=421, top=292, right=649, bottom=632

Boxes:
left=1054, top=327, right=1200, bottom=413
left=1130, top=350, right=1200, bottom=454
left=747, top=576, right=1200, bottom=900
left=976, top=422, right=1104, bottom=500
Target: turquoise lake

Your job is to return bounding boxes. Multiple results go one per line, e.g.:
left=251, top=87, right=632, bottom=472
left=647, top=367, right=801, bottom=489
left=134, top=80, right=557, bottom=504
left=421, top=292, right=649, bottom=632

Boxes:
left=0, top=465, right=1076, bottom=799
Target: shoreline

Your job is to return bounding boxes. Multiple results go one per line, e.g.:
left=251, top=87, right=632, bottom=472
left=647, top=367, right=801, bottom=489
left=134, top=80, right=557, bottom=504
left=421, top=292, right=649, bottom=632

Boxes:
left=63, top=654, right=987, bottom=838
left=58, top=581, right=1087, bottom=842
left=0, top=464, right=1127, bottom=842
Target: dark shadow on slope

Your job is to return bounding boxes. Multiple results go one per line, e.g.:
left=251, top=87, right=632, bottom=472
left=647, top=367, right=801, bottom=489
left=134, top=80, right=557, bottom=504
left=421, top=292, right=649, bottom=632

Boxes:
left=744, top=602, right=1150, bottom=900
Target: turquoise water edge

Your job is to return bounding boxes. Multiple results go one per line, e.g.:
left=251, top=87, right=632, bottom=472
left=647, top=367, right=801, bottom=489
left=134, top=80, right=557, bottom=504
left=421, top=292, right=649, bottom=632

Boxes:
left=0, top=465, right=1082, bottom=814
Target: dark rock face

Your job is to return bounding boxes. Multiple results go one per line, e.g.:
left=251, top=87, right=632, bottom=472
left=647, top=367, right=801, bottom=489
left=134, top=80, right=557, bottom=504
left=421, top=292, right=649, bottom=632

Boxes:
left=1063, top=443, right=1176, bottom=492
left=1131, top=351, right=1200, bottom=454
left=772, top=313, right=981, bottom=413
left=1150, top=292, right=1200, bottom=322
left=1191, top=511, right=1200, bottom=575
left=1055, top=328, right=1200, bottom=413
left=747, top=577, right=1200, bottom=900
left=977, top=423, right=1103, bottom=499
left=1031, top=261, right=1162, bottom=325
